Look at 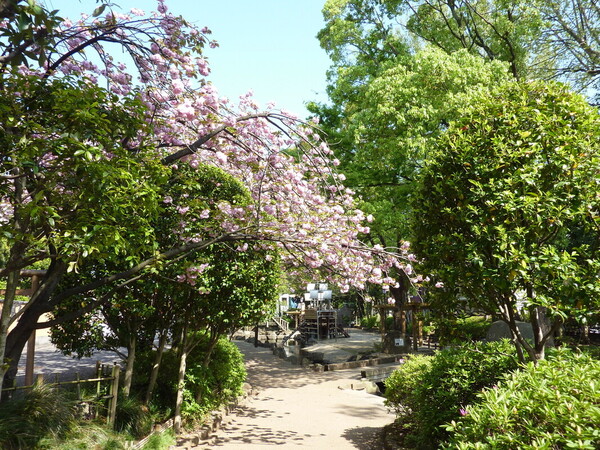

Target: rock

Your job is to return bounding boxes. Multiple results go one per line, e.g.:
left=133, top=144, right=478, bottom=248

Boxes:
left=301, top=357, right=312, bottom=368
left=486, top=320, right=534, bottom=342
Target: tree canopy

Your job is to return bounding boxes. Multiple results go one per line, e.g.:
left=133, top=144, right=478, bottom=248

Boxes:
left=411, top=80, right=600, bottom=362
left=0, top=0, right=411, bottom=389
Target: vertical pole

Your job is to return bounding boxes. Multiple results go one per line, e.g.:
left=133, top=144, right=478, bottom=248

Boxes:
left=24, top=275, right=40, bottom=387
left=94, top=361, right=101, bottom=420
left=107, top=363, right=120, bottom=428
left=76, top=372, right=81, bottom=401
left=412, top=306, right=418, bottom=352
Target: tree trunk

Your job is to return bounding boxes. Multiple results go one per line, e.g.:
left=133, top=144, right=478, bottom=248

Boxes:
left=174, top=325, right=188, bottom=434
left=195, top=334, right=219, bottom=404
left=122, top=333, right=136, bottom=398
left=0, top=269, right=20, bottom=399
left=2, top=261, right=66, bottom=390
left=529, top=305, right=546, bottom=361
left=145, top=329, right=167, bottom=405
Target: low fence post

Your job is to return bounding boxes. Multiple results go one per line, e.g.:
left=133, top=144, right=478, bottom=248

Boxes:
left=107, top=363, right=120, bottom=428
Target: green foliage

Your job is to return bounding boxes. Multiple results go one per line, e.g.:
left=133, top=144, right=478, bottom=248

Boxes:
left=0, top=75, right=166, bottom=272
left=406, top=0, right=543, bottom=80
left=384, top=354, right=433, bottom=417
left=384, top=340, right=519, bottom=448
left=384, top=315, right=395, bottom=331
left=444, top=349, right=600, bottom=449
left=436, top=316, right=491, bottom=345
left=360, top=315, right=380, bottom=329
left=0, top=385, right=78, bottom=449
left=412, top=80, right=600, bottom=360
left=141, top=429, right=175, bottom=449
left=38, top=422, right=131, bottom=449
left=136, top=335, right=246, bottom=422
left=181, top=336, right=247, bottom=423
left=114, top=396, right=153, bottom=440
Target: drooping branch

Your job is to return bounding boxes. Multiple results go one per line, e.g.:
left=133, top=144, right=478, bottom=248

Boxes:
left=51, top=229, right=253, bottom=304
left=161, top=112, right=280, bottom=165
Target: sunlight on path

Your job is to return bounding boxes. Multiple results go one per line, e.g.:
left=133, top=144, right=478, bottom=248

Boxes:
left=173, top=341, right=394, bottom=449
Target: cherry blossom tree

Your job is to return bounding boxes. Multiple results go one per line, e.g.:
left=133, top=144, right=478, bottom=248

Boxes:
left=0, top=1, right=411, bottom=390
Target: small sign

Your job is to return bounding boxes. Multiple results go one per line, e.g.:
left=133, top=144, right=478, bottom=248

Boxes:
left=394, top=338, right=404, bottom=347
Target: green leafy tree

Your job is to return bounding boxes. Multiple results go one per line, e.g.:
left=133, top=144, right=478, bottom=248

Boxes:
left=0, top=0, right=394, bottom=394
left=0, top=75, right=167, bottom=389
left=313, top=0, right=600, bottom=332
left=411, top=80, right=600, bottom=363
left=312, top=1, right=517, bottom=308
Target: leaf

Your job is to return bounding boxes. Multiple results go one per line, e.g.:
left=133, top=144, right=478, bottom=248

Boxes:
left=92, top=5, right=106, bottom=17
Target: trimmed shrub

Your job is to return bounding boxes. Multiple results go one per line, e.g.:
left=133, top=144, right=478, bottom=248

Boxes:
left=436, top=315, right=491, bottom=345
left=444, top=349, right=600, bottom=449
left=385, top=354, right=432, bottom=419
left=384, top=340, right=519, bottom=449
left=183, top=335, right=247, bottom=420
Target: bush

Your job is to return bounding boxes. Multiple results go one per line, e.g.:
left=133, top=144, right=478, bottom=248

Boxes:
left=114, top=395, right=153, bottom=439
left=436, top=315, right=491, bottom=345
left=0, top=384, right=78, bottom=449
left=135, top=333, right=246, bottom=423
left=360, top=315, right=380, bottom=329
left=38, top=423, right=130, bottom=449
left=384, top=340, right=519, bottom=449
left=444, top=349, right=600, bottom=449
left=385, top=354, right=432, bottom=418
left=183, top=335, right=247, bottom=420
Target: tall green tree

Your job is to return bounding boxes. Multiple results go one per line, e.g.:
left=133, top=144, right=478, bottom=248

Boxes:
left=411, top=81, right=600, bottom=363
left=312, top=0, right=600, bottom=306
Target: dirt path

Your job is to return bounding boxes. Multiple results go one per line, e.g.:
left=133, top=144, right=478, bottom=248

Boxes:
left=173, top=340, right=395, bottom=449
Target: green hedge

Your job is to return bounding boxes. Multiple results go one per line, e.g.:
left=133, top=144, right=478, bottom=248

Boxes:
left=384, top=340, right=519, bottom=448
left=444, top=349, right=600, bottom=449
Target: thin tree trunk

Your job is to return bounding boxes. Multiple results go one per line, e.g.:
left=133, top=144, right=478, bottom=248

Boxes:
left=529, top=304, right=546, bottom=361
left=122, top=333, right=136, bottom=398
left=195, top=333, right=219, bottom=404
left=174, top=324, right=189, bottom=434
left=0, top=269, right=20, bottom=400
left=145, top=329, right=168, bottom=405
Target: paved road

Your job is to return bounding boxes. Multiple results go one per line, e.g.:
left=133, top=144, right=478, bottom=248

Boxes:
left=16, top=334, right=122, bottom=383
left=173, top=340, right=394, bottom=449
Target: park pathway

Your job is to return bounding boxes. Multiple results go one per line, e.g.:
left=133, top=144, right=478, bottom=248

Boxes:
left=172, top=340, right=395, bottom=449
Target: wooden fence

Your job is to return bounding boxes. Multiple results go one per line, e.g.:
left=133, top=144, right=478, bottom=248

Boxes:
left=1, top=362, right=121, bottom=427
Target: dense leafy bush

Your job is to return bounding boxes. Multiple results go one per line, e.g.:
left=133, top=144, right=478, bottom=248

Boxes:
left=444, top=349, right=600, bottom=449
left=360, top=315, right=380, bottom=329
left=0, top=385, right=78, bottom=449
left=436, top=315, right=491, bottom=344
left=385, top=340, right=519, bottom=448
left=385, top=354, right=432, bottom=418
left=136, top=333, right=246, bottom=423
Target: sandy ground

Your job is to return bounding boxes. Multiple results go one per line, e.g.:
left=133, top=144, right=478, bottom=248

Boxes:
left=173, top=340, right=395, bottom=449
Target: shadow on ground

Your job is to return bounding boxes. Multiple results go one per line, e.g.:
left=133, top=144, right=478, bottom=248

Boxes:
left=342, top=425, right=387, bottom=449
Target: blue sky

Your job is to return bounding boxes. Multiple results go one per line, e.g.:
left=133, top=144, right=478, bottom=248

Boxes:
left=45, top=0, right=332, bottom=117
